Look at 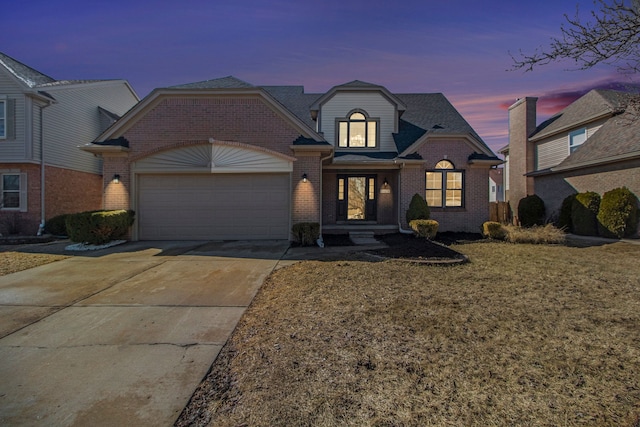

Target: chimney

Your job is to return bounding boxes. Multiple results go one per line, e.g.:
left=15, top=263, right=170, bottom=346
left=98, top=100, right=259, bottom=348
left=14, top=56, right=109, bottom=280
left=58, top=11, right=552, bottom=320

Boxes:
left=507, top=97, right=537, bottom=209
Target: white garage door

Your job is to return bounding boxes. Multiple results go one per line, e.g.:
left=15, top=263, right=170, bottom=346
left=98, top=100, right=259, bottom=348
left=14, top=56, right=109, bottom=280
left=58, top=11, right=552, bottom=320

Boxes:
left=137, top=173, right=290, bottom=240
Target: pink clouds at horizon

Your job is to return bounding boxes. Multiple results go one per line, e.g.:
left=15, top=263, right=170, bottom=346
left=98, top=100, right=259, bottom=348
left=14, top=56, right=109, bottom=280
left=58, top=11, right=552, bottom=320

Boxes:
left=451, top=75, right=640, bottom=154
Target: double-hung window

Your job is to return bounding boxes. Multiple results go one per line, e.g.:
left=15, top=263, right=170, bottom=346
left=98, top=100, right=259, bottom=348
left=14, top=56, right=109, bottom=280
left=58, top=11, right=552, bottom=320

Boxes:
left=1, top=173, right=26, bottom=211
left=425, top=160, right=463, bottom=208
left=569, top=128, right=587, bottom=153
left=338, top=111, right=377, bottom=148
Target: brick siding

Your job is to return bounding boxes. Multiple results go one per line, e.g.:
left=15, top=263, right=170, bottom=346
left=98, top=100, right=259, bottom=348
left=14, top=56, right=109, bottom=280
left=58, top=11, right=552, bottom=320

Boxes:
left=292, top=153, right=322, bottom=224
left=411, top=139, right=492, bottom=233
left=104, top=94, right=321, bottom=226
left=0, top=163, right=101, bottom=235
left=536, top=158, right=640, bottom=232
left=507, top=98, right=537, bottom=207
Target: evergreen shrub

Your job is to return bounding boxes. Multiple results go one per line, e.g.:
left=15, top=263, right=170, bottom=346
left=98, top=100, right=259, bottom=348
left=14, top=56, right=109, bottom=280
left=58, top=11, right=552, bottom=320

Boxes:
left=292, top=222, right=320, bottom=246
left=558, top=194, right=577, bottom=232
left=406, top=194, right=430, bottom=224
left=66, top=210, right=135, bottom=244
left=45, top=214, right=70, bottom=236
left=572, top=192, right=601, bottom=236
left=517, top=194, right=545, bottom=227
left=597, top=187, right=639, bottom=238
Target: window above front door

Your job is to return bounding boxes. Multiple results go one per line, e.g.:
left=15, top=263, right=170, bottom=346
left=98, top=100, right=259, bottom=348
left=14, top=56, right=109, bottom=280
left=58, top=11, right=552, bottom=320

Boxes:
left=337, top=110, right=378, bottom=148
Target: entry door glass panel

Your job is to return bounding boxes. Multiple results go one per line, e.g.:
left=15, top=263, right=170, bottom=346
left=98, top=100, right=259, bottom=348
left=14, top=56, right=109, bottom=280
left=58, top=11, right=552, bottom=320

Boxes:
left=348, top=177, right=366, bottom=220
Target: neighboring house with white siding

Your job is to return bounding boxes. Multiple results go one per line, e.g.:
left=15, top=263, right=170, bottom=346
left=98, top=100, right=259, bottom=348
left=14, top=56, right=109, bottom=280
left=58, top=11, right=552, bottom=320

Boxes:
left=489, top=168, right=504, bottom=202
left=82, top=77, right=501, bottom=241
left=500, top=89, right=640, bottom=227
left=0, top=52, right=138, bottom=235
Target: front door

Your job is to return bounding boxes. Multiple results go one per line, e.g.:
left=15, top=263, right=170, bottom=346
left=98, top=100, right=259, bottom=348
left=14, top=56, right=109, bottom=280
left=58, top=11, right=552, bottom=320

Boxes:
left=337, top=175, right=377, bottom=221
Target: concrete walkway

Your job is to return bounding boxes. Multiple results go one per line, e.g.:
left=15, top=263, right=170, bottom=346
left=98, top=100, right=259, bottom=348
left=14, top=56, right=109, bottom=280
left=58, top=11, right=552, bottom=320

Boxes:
left=0, top=240, right=289, bottom=426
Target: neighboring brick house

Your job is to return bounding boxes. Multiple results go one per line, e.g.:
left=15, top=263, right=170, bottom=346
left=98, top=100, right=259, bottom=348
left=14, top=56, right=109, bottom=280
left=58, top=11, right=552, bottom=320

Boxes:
left=0, top=52, right=139, bottom=235
left=83, top=77, right=501, bottom=241
left=500, top=89, right=640, bottom=229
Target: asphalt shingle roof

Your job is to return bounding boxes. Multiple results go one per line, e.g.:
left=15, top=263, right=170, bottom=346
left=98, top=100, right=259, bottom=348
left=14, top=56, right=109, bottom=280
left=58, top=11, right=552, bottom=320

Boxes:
left=0, top=52, right=55, bottom=87
left=170, top=76, right=254, bottom=89
left=532, top=89, right=630, bottom=140
left=395, top=93, right=492, bottom=155
left=165, top=76, right=497, bottom=159
left=262, top=86, right=321, bottom=129
left=555, top=110, right=640, bottom=170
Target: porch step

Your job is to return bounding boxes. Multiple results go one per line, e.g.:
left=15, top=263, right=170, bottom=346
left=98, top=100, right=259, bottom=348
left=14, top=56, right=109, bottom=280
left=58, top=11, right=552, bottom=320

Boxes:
left=349, top=231, right=379, bottom=245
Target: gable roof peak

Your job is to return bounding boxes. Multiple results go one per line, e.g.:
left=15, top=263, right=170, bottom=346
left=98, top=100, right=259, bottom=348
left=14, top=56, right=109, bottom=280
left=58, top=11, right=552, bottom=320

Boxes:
left=531, top=88, right=633, bottom=140
left=0, top=51, right=56, bottom=88
left=169, top=76, right=254, bottom=89
left=336, top=80, right=382, bottom=89
left=311, top=79, right=407, bottom=112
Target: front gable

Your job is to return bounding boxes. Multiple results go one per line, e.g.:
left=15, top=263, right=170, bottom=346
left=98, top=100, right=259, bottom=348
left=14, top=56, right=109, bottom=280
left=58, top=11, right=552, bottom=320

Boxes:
left=94, top=88, right=325, bottom=160
left=311, top=81, right=406, bottom=154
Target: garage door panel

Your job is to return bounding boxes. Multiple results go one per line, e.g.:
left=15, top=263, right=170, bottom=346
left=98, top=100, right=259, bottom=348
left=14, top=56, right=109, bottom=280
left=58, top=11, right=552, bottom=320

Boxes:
left=138, top=174, right=290, bottom=240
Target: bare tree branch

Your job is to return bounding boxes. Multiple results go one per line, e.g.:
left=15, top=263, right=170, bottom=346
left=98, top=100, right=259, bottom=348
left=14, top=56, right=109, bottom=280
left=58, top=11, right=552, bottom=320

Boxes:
left=510, top=0, right=640, bottom=74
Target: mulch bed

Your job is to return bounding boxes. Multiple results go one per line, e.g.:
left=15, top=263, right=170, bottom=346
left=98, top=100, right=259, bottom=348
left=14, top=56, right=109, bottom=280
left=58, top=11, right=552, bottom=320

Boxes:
left=370, top=233, right=469, bottom=261
left=322, top=232, right=481, bottom=261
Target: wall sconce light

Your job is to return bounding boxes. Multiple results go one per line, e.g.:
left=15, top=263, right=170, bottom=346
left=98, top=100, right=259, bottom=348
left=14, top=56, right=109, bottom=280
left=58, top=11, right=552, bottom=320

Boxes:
left=380, top=177, right=391, bottom=194
left=302, top=173, right=308, bottom=183
left=112, top=174, right=120, bottom=184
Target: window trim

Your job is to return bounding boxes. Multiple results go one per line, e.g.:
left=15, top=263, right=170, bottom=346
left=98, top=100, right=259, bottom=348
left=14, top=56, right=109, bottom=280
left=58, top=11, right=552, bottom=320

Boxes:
left=425, top=160, right=464, bottom=208
left=0, top=97, right=6, bottom=140
left=568, top=127, right=587, bottom=154
left=336, top=109, right=379, bottom=149
left=1, top=173, right=27, bottom=212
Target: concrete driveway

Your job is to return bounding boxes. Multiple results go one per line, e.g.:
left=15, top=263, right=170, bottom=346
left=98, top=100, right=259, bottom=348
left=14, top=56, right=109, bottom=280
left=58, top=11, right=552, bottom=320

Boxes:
left=0, top=240, right=289, bottom=426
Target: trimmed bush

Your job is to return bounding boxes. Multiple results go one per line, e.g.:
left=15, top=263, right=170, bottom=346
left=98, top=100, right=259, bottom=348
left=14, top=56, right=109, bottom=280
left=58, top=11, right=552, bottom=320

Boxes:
left=482, top=221, right=507, bottom=240
left=292, top=222, right=320, bottom=246
left=572, top=192, right=601, bottom=236
left=409, top=219, right=439, bottom=239
left=45, top=214, right=70, bottom=236
left=406, top=193, right=430, bottom=224
left=66, top=210, right=135, bottom=245
left=517, top=194, right=545, bottom=227
left=558, top=194, right=577, bottom=232
left=597, top=187, right=639, bottom=238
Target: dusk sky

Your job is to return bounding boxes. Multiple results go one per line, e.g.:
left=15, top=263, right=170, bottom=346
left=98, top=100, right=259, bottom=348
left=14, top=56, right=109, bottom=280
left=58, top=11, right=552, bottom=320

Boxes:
left=4, top=0, right=638, bottom=154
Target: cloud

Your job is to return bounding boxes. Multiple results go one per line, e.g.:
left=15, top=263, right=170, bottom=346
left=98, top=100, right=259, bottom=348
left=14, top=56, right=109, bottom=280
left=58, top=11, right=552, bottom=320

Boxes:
left=493, top=76, right=640, bottom=115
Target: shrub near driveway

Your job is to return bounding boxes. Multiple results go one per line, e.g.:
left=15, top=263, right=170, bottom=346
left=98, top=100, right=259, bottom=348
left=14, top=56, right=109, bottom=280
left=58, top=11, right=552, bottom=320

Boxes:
left=178, top=242, right=640, bottom=427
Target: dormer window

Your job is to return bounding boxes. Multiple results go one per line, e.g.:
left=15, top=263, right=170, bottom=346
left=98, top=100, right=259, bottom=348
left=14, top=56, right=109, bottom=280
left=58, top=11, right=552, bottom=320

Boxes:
left=569, top=128, right=587, bottom=153
left=338, top=110, right=377, bottom=148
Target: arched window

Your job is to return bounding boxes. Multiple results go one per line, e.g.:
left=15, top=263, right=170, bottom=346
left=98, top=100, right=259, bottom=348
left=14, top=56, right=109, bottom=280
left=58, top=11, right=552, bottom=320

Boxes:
left=338, top=110, right=377, bottom=148
left=426, top=160, right=464, bottom=207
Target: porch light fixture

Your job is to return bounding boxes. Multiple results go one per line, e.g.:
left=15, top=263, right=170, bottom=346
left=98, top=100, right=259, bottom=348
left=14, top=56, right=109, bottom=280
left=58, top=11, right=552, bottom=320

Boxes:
left=112, top=174, right=120, bottom=184
left=302, top=173, right=308, bottom=183
left=380, top=177, right=391, bottom=194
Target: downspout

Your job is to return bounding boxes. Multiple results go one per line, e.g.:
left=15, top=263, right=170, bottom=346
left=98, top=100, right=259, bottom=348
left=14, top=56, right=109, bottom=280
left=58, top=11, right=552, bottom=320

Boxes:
left=397, top=161, right=413, bottom=234
left=317, top=150, right=334, bottom=247
left=37, top=100, right=53, bottom=235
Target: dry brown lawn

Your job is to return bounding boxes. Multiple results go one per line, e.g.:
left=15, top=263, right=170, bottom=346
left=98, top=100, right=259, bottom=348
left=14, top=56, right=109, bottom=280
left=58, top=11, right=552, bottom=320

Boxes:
left=178, top=241, right=640, bottom=427
left=0, top=250, right=67, bottom=276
